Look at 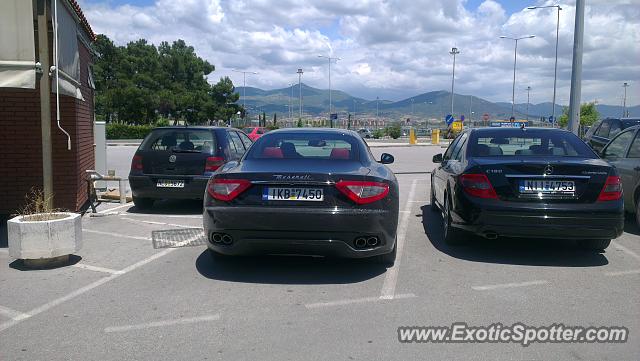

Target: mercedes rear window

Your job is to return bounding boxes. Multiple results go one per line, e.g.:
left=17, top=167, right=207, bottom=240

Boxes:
left=468, top=129, right=597, bottom=158
left=247, top=133, right=359, bottom=160
left=140, top=129, right=215, bottom=153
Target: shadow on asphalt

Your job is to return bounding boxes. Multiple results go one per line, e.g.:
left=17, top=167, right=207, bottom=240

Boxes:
left=195, top=250, right=387, bottom=284
left=0, top=214, right=8, bottom=248
left=9, top=255, right=82, bottom=271
left=419, top=205, right=609, bottom=267
left=125, top=199, right=203, bottom=215
left=623, top=215, right=640, bottom=236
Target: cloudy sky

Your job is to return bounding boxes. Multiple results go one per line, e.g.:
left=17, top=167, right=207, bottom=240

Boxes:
left=79, top=0, right=639, bottom=106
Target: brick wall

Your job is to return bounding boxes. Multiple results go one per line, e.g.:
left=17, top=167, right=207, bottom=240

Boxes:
left=0, top=41, right=94, bottom=215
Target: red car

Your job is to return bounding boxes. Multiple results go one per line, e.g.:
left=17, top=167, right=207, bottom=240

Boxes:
left=244, top=127, right=269, bottom=141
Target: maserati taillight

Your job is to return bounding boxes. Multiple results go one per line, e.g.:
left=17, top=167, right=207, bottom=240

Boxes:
left=335, top=180, right=389, bottom=204
left=207, top=178, right=251, bottom=201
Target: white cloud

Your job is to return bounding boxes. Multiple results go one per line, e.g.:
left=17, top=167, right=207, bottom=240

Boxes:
left=83, top=0, right=639, bottom=106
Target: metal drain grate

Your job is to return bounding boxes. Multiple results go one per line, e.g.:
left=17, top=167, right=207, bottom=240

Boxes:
left=151, top=228, right=207, bottom=249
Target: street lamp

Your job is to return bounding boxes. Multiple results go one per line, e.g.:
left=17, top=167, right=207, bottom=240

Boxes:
left=526, top=86, right=532, bottom=122
left=232, top=69, right=258, bottom=121
left=623, top=82, right=630, bottom=117
left=527, top=5, right=562, bottom=123
left=289, top=83, right=293, bottom=121
left=449, top=47, right=460, bottom=117
left=318, top=55, right=341, bottom=127
left=499, top=35, right=535, bottom=118
left=297, top=68, right=304, bottom=122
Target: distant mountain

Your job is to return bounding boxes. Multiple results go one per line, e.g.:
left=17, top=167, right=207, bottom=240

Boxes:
left=236, top=84, right=637, bottom=121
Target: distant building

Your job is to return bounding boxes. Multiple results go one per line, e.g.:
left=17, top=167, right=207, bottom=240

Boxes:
left=0, top=0, right=97, bottom=214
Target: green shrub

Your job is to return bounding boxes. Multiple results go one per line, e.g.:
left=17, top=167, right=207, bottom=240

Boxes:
left=154, top=117, right=171, bottom=127
left=372, top=129, right=385, bottom=139
left=386, top=124, right=402, bottom=139
left=106, top=123, right=155, bottom=139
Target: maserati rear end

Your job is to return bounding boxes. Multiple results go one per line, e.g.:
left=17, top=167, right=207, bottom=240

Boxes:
left=203, top=129, right=399, bottom=264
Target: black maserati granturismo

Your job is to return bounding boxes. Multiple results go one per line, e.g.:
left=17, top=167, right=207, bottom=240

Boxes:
left=203, top=128, right=399, bottom=265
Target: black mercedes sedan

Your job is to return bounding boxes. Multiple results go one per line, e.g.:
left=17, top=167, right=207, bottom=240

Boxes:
left=203, top=128, right=399, bottom=265
left=430, top=127, right=624, bottom=250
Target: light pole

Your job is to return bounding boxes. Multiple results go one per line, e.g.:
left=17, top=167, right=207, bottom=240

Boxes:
left=528, top=5, right=562, bottom=123
left=526, top=86, right=532, bottom=122
left=376, top=96, right=379, bottom=118
left=411, top=98, right=414, bottom=119
left=232, top=69, right=258, bottom=122
left=449, top=47, right=460, bottom=117
left=318, top=55, right=341, bottom=127
left=297, top=68, right=303, bottom=122
left=468, top=95, right=473, bottom=127
left=353, top=99, right=357, bottom=125
left=289, top=83, right=293, bottom=121
left=623, top=82, right=629, bottom=117
left=500, top=35, right=535, bottom=118
left=567, top=0, right=585, bottom=134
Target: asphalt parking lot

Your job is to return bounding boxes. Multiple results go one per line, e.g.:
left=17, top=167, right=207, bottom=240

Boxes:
left=1, top=145, right=639, bottom=360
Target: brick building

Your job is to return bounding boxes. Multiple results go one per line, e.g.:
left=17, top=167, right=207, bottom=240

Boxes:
left=0, top=0, right=96, bottom=215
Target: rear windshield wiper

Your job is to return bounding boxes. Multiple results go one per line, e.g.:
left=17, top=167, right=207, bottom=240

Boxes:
left=171, top=148, right=201, bottom=153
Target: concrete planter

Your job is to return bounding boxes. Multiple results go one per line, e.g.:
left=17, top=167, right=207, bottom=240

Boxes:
left=8, top=212, right=82, bottom=267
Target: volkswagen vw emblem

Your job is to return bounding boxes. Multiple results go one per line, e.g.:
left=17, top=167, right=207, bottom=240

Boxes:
left=169, top=155, right=177, bottom=163
left=544, top=165, right=553, bottom=175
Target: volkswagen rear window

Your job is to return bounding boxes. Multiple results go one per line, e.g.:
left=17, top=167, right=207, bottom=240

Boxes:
left=140, top=129, right=215, bottom=153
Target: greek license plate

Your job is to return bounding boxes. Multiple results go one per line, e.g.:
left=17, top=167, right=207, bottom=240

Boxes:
left=263, top=187, right=323, bottom=201
left=156, top=179, right=185, bottom=188
left=519, top=180, right=575, bottom=194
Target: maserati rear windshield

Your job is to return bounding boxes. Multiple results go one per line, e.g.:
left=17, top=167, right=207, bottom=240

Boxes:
left=468, top=129, right=597, bottom=158
left=247, top=133, right=359, bottom=160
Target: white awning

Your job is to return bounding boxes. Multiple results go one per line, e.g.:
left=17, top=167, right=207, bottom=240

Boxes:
left=52, top=0, right=84, bottom=100
left=0, top=0, right=36, bottom=89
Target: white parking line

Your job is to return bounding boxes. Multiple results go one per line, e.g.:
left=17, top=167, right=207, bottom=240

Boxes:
left=305, top=293, right=416, bottom=309
left=72, top=263, right=123, bottom=275
left=104, top=314, right=221, bottom=333
left=472, top=280, right=549, bottom=291
left=0, top=305, right=30, bottom=321
left=83, top=229, right=151, bottom=241
left=122, top=213, right=202, bottom=219
left=612, top=241, right=640, bottom=262
left=605, top=269, right=640, bottom=277
left=120, top=217, right=194, bottom=228
left=98, top=203, right=132, bottom=214
left=0, top=247, right=177, bottom=333
left=380, top=179, right=418, bottom=300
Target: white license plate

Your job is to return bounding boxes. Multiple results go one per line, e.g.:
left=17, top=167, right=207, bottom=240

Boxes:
left=156, top=179, right=185, bottom=188
left=519, top=180, right=575, bottom=194
left=262, top=187, right=323, bottom=201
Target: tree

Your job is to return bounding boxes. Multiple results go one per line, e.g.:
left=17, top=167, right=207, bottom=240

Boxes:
left=273, top=113, right=277, bottom=126
left=558, top=102, right=599, bottom=128
left=92, top=35, right=240, bottom=126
